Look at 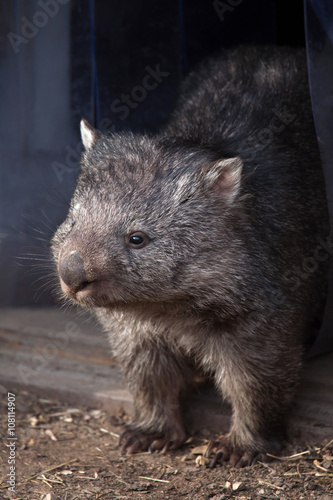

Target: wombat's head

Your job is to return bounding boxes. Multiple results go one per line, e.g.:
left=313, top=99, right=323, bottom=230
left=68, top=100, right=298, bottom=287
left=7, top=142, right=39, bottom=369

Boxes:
left=51, top=120, right=244, bottom=310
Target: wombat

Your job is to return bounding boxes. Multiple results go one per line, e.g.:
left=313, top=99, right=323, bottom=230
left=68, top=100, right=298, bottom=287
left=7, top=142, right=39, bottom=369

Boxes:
left=51, top=46, right=329, bottom=467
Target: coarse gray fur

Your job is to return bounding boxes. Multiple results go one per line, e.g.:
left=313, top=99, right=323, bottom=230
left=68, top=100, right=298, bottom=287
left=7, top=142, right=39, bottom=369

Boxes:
left=51, top=45, right=329, bottom=467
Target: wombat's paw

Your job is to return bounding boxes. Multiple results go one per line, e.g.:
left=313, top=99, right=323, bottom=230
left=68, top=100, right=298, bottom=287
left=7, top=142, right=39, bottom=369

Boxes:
left=205, top=435, right=269, bottom=468
left=118, top=425, right=186, bottom=455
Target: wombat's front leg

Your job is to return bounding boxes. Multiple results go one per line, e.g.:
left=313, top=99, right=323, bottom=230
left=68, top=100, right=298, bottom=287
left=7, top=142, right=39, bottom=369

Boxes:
left=118, top=340, right=190, bottom=454
left=207, top=337, right=302, bottom=467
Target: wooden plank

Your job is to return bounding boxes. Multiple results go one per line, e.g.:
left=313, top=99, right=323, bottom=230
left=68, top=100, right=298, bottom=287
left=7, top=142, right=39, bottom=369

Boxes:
left=0, top=308, right=132, bottom=411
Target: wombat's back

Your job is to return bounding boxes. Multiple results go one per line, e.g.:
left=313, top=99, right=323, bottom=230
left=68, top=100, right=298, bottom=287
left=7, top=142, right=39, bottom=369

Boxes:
left=163, top=45, right=329, bottom=337
left=165, top=46, right=310, bottom=146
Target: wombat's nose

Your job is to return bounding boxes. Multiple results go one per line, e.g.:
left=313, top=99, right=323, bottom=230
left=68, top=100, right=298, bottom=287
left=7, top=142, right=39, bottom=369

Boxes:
left=59, top=251, right=89, bottom=292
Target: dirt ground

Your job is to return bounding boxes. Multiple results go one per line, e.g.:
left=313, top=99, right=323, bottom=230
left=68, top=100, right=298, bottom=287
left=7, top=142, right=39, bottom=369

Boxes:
left=0, top=390, right=332, bottom=500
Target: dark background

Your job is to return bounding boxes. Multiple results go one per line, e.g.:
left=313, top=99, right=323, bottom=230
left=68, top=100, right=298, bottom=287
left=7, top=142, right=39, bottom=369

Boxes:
left=0, top=0, right=328, bottom=312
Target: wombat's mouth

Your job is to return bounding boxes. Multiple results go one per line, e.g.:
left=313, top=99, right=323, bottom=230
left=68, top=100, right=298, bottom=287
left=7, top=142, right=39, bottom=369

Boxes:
left=60, top=278, right=94, bottom=298
left=59, top=278, right=114, bottom=308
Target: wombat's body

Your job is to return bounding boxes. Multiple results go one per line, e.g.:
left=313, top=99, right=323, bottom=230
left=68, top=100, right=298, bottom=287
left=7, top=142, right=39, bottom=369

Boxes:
left=52, top=46, right=329, bottom=466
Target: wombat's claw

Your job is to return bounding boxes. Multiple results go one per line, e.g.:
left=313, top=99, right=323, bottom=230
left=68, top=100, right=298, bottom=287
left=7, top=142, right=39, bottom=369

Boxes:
left=206, top=439, right=261, bottom=468
left=205, top=441, right=220, bottom=459
left=118, top=428, right=184, bottom=455
left=149, top=439, right=177, bottom=454
left=209, top=450, right=224, bottom=468
left=118, top=429, right=154, bottom=454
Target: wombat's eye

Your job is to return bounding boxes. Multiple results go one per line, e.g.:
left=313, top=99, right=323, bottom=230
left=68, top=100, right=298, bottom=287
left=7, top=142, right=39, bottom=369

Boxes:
left=71, top=220, right=75, bottom=228
left=127, top=231, right=149, bottom=249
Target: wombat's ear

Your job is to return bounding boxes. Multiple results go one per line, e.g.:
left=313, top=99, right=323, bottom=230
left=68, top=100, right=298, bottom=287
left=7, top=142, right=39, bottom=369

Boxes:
left=201, top=157, right=243, bottom=204
left=80, top=119, right=98, bottom=151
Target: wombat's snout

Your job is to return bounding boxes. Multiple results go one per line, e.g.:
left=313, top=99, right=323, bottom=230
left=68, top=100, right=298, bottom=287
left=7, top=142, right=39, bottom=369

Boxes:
left=59, top=251, right=90, bottom=293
